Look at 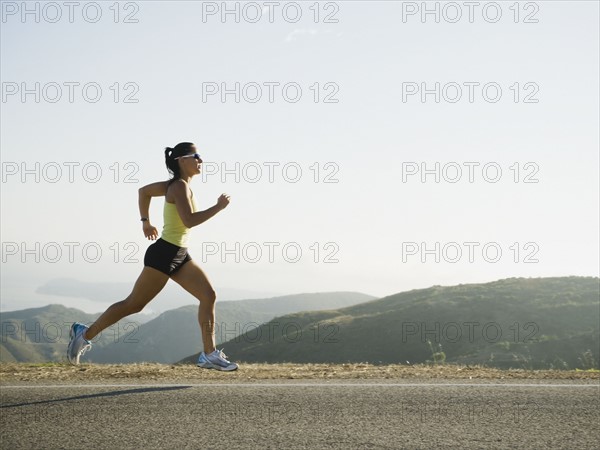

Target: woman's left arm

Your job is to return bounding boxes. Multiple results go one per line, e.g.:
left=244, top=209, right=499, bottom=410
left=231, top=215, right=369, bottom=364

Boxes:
left=138, top=181, right=168, bottom=240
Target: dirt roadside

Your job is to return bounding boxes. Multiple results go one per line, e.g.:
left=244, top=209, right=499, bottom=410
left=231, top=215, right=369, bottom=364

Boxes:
left=1, top=362, right=598, bottom=383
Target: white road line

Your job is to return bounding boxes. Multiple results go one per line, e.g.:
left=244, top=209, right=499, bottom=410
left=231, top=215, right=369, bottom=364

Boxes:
left=1, top=383, right=599, bottom=389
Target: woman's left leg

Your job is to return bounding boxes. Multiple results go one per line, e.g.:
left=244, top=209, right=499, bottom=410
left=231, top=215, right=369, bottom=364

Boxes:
left=170, top=260, right=217, bottom=354
left=86, top=266, right=169, bottom=340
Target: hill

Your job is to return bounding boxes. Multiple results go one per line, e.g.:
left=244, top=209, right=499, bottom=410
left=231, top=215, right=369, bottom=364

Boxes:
left=1, top=292, right=375, bottom=364
left=1, top=304, right=114, bottom=363
left=178, top=277, right=600, bottom=370
left=90, top=291, right=375, bottom=363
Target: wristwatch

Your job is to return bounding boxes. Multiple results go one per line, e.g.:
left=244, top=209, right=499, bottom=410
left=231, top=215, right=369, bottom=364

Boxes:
left=141, top=217, right=149, bottom=222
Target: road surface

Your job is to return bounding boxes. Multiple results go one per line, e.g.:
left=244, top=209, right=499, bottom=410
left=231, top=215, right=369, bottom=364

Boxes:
left=2, top=380, right=599, bottom=449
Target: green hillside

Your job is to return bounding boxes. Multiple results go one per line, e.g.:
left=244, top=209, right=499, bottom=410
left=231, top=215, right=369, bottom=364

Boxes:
left=90, top=292, right=375, bottom=364
left=1, top=292, right=375, bottom=364
left=0, top=304, right=113, bottom=363
left=179, top=277, right=600, bottom=370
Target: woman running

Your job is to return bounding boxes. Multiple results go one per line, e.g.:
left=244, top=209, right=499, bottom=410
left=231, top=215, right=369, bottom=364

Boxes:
left=67, top=142, right=238, bottom=371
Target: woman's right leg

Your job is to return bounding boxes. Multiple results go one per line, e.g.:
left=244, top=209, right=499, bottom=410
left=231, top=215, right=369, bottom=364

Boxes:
left=84, top=266, right=169, bottom=340
left=169, top=260, right=217, bottom=354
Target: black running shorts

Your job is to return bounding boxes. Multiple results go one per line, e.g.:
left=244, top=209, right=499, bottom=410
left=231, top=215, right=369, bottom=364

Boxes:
left=144, top=238, right=192, bottom=276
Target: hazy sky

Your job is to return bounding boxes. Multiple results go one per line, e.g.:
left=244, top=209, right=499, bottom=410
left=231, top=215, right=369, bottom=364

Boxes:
left=1, top=1, right=598, bottom=313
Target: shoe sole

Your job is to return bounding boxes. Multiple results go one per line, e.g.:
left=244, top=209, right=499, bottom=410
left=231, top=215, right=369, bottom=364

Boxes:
left=209, top=364, right=238, bottom=371
left=197, top=361, right=238, bottom=371
left=67, top=323, right=77, bottom=365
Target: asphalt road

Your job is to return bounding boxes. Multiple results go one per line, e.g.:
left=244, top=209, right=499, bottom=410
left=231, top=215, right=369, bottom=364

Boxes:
left=1, top=380, right=599, bottom=449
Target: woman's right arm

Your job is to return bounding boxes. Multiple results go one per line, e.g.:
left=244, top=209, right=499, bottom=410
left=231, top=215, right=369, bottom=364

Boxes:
left=170, top=180, right=230, bottom=228
left=138, top=181, right=168, bottom=239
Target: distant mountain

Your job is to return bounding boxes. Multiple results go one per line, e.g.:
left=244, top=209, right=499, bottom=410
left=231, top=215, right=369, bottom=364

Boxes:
left=35, top=278, right=282, bottom=307
left=1, top=292, right=375, bottom=363
left=179, top=277, right=600, bottom=370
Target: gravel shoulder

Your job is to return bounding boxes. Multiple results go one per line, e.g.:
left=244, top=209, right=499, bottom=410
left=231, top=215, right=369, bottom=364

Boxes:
left=2, top=362, right=598, bottom=384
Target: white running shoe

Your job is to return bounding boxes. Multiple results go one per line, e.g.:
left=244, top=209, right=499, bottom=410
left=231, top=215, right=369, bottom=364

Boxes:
left=67, top=322, right=92, bottom=365
left=201, top=348, right=238, bottom=371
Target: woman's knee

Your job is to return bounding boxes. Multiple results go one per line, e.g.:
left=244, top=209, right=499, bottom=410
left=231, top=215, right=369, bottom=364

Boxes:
left=200, top=289, right=216, bottom=305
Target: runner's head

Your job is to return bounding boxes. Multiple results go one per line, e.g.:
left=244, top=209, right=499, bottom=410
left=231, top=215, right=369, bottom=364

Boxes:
left=165, top=142, right=202, bottom=184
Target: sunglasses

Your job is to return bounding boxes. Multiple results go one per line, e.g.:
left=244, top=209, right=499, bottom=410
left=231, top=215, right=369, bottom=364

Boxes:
left=175, top=153, right=202, bottom=162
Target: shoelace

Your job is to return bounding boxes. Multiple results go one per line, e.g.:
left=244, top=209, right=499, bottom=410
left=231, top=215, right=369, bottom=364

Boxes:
left=79, top=342, right=92, bottom=358
left=216, top=348, right=229, bottom=361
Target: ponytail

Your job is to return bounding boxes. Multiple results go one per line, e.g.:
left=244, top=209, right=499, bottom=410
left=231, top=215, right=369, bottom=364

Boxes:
left=165, top=142, right=194, bottom=186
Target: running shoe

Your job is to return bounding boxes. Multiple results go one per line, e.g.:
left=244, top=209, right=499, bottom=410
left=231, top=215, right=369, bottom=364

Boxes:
left=201, top=348, right=238, bottom=371
left=197, top=352, right=212, bottom=369
left=67, top=322, right=92, bottom=365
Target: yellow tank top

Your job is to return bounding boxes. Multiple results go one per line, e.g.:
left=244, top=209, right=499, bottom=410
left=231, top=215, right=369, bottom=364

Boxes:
left=161, top=192, right=198, bottom=248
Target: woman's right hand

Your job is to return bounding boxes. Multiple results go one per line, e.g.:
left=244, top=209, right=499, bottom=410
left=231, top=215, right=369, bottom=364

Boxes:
left=143, top=221, right=159, bottom=240
left=217, top=193, right=231, bottom=210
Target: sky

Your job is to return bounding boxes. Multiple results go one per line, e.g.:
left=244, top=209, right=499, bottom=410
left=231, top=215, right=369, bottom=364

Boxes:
left=1, top=1, right=599, bottom=313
